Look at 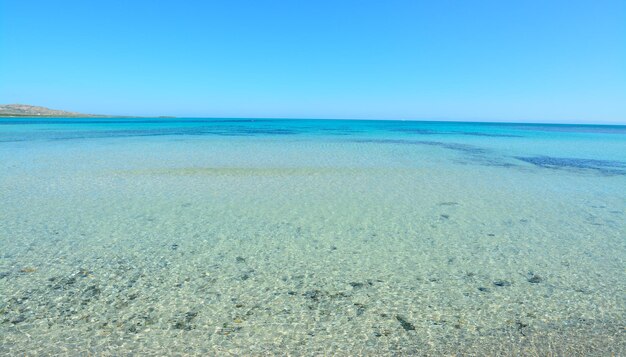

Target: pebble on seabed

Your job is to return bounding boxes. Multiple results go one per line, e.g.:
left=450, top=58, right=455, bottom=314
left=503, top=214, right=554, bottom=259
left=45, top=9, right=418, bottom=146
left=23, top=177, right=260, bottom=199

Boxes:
left=527, top=274, right=543, bottom=284
left=493, top=280, right=512, bottom=287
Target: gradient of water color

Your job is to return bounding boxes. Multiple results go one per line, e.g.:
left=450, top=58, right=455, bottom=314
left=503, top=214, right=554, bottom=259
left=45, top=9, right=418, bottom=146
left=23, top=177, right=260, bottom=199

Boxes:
left=1, top=118, right=625, bottom=355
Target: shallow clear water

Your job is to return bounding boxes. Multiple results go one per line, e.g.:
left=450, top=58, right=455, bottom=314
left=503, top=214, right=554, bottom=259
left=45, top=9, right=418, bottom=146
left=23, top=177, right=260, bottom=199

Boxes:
left=1, top=118, right=625, bottom=355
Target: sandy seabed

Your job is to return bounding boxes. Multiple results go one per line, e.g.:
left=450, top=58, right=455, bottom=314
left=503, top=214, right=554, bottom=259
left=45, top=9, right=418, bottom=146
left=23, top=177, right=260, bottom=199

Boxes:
left=1, top=129, right=625, bottom=356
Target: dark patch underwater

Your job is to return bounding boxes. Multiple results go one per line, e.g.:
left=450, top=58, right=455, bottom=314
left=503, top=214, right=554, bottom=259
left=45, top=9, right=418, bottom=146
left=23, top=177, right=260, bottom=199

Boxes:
left=353, top=139, right=518, bottom=168
left=457, top=131, right=523, bottom=138
left=354, top=139, right=488, bottom=155
left=515, top=156, right=626, bottom=176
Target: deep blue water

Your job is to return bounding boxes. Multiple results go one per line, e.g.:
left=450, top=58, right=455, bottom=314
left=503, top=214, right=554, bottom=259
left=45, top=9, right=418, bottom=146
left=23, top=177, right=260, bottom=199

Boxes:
left=2, top=118, right=625, bottom=176
left=2, top=118, right=626, bottom=141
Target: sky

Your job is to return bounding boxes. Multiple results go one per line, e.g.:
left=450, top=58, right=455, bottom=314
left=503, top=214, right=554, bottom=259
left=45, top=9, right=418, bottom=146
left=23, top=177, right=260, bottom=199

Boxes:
left=0, top=0, right=625, bottom=123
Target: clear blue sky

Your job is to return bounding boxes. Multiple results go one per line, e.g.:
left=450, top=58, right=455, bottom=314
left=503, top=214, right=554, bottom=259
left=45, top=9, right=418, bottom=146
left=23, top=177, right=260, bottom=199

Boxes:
left=1, top=0, right=625, bottom=123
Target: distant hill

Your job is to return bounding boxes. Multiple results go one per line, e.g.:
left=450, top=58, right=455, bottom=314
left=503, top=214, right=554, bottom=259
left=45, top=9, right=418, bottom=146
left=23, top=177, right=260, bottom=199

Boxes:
left=0, top=104, right=111, bottom=117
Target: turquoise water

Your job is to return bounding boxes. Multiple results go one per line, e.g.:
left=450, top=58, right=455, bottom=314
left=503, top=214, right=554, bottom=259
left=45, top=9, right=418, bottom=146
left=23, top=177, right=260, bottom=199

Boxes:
left=1, top=118, right=625, bottom=355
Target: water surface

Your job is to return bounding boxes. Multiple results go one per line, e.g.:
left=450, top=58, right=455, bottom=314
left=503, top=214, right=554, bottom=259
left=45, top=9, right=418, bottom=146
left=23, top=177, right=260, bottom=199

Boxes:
left=1, top=118, right=625, bottom=355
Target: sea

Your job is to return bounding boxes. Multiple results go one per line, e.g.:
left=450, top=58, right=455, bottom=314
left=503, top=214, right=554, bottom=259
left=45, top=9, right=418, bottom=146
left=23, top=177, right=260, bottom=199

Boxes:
left=1, top=118, right=624, bottom=355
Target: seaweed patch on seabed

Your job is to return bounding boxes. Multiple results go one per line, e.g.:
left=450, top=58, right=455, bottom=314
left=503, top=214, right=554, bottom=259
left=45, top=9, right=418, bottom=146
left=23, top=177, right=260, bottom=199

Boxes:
left=385, top=127, right=438, bottom=135
left=416, top=140, right=489, bottom=155
left=457, top=131, right=523, bottom=138
left=353, top=139, right=517, bottom=167
left=352, top=139, right=487, bottom=154
left=514, top=156, right=626, bottom=176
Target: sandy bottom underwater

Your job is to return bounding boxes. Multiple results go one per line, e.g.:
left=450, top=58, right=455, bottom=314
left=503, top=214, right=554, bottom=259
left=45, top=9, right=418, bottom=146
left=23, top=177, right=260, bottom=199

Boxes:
left=1, top=139, right=625, bottom=355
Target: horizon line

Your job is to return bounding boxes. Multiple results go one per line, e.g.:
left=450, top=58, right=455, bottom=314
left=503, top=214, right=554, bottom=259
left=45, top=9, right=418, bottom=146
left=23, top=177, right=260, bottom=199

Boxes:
left=2, top=114, right=625, bottom=126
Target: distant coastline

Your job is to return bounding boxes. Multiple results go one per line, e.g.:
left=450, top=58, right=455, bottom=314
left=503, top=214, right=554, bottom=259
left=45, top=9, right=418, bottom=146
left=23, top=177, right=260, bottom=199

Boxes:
left=0, top=104, right=138, bottom=118
left=0, top=114, right=126, bottom=118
